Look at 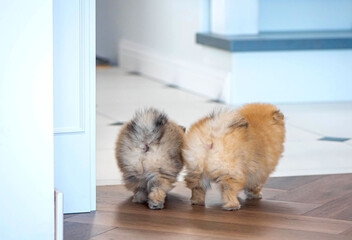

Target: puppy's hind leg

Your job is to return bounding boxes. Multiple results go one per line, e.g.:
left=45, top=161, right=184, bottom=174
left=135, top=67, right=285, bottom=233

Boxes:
left=132, top=188, right=148, bottom=203
left=147, top=174, right=174, bottom=210
left=185, top=172, right=210, bottom=206
left=245, top=184, right=263, bottom=200
left=218, top=175, right=244, bottom=211
left=124, top=175, right=147, bottom=203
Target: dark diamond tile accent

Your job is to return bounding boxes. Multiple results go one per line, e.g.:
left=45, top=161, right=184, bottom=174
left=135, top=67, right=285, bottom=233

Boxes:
left=207, top=99, right=225, bottom=104
left=318, top=136, right=350, bottom=142
left=127, top=71, right=141, bottom=75
left=110, top=122, right=125, bottom=126
left=166, top=84, right=179, bottom=89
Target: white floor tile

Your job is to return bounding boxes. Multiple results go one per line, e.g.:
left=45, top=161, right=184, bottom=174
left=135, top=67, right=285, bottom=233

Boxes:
left=285, top=124, right=321, bottom=142
left=96, top=124, right=120, bottom=150
left=96, top=113, right=114, bottom=126
left=97, top=86, right=207, bottom=107
left=97, top=101, right=224, bottom=128
left=272, top=141, right=352, bottom=177
left=96, top=149, right=122, bottom=186
left=277, top=103, right=352, bottom=138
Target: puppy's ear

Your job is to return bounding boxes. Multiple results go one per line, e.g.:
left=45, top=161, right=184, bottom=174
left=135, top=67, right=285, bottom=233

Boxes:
left=178, top=125, right=186, bottom=132
left=229, top=117, right=248, bottom=128
left=155, top=113, right=168, bottom=127
left=126, top=120, right=137, bottom=133
left=273, top=110, right=284, bottom=121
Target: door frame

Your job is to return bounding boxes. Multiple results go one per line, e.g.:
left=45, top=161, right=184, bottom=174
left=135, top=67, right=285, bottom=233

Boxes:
left=86, top=0, right=96, bottom=211
left=80, top=0, right=96, bottom=211
left=53, top=0, right=96, bottom=212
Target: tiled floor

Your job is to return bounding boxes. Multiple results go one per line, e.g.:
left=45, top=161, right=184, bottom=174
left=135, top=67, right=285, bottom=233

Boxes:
left=96, top=67, right=352, bottom=186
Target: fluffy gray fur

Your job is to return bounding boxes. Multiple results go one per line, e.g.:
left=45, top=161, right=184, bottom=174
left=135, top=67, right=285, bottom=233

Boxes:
left=115, top=108, right=184, bottom=209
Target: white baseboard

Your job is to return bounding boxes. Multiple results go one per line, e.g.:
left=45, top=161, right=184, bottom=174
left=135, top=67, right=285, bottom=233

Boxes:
left=118, top=39, right=231, bottom=103
left=96, top=178, right=123, bottom=186
left=54, top=189, right=63, bottom=240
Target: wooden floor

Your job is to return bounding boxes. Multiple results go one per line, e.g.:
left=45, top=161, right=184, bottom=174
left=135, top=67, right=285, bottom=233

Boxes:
left=64, top=174, right=352, bottom=240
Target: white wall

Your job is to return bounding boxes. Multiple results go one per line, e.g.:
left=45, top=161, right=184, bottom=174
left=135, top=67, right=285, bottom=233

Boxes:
left=96, top=0, right=230, bottom=71
left=231, top=50, right=352, bottom=104
left=0, top=0, right=54, bottom=239
left=97, top=0, right=231, bottom=101
left=97, top=0, right=352, bottom=67
left=259, top=0, right=352, bottom=32
left=97, top=0, right=352, bottom=104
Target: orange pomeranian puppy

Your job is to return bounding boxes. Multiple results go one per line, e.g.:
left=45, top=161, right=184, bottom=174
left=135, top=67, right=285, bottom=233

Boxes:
left=183, top=103, right=285, bottom=210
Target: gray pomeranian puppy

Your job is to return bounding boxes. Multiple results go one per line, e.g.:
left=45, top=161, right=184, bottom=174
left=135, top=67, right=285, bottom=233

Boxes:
left=115, top=108, right=185, bottom=209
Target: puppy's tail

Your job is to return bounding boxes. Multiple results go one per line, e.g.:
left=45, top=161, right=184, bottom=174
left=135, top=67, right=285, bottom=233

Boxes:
left=208, top=109, right=248, bottom=137
left=272, top=110, right=285, bottom=125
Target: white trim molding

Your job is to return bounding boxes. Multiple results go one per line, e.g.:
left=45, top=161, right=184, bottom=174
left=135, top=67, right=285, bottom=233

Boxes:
left=54, top=127, right=84, bottom=134
left=53, top=0, right=96, bottom=213
left=54, top=0, right=87, bottom=135
left=80, top=0, right=96, bottom=211
left=87, top=0, right=96, bottom=211
left=118, top=39, right=231, bottom=103
left=54, top=190, right=63, bottom=240
left=96, top=178, right=123, bottom=186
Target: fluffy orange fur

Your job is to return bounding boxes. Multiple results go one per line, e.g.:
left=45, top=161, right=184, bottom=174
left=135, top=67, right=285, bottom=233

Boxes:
left=183, top=103, right=285, bottom=210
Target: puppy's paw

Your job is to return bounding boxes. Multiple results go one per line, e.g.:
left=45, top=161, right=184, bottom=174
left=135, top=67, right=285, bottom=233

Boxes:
left=191, top=199, right=205, bottom=206
left=132, top=191, right=147, bottom=203
left=245, top=190, right=262, bottom=200
left=148, top=201, right=164, bottom=210
left=222, top=202, right=241, bottom=211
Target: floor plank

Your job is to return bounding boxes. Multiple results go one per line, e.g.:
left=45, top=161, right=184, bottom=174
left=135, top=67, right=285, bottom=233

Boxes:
left=271, top=174, right=352, bottom=204
left=95, top=201, right=351, bottom=234
left=66, top=211, right=350, bottom=240
left=264, top=175, right=324, bottom=190
left=341, top=227, right=352, bottom=237
left=64, top=213, right=80, bottom=219
left=64, top=221, right=116, bottom=240
left=65, top=174, right=352, bottom=239
left=97, top=183, right=318, bottom=215
left=90, top=227, right=234, bottom=240
left=304, top=192, right=352, bottom=221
